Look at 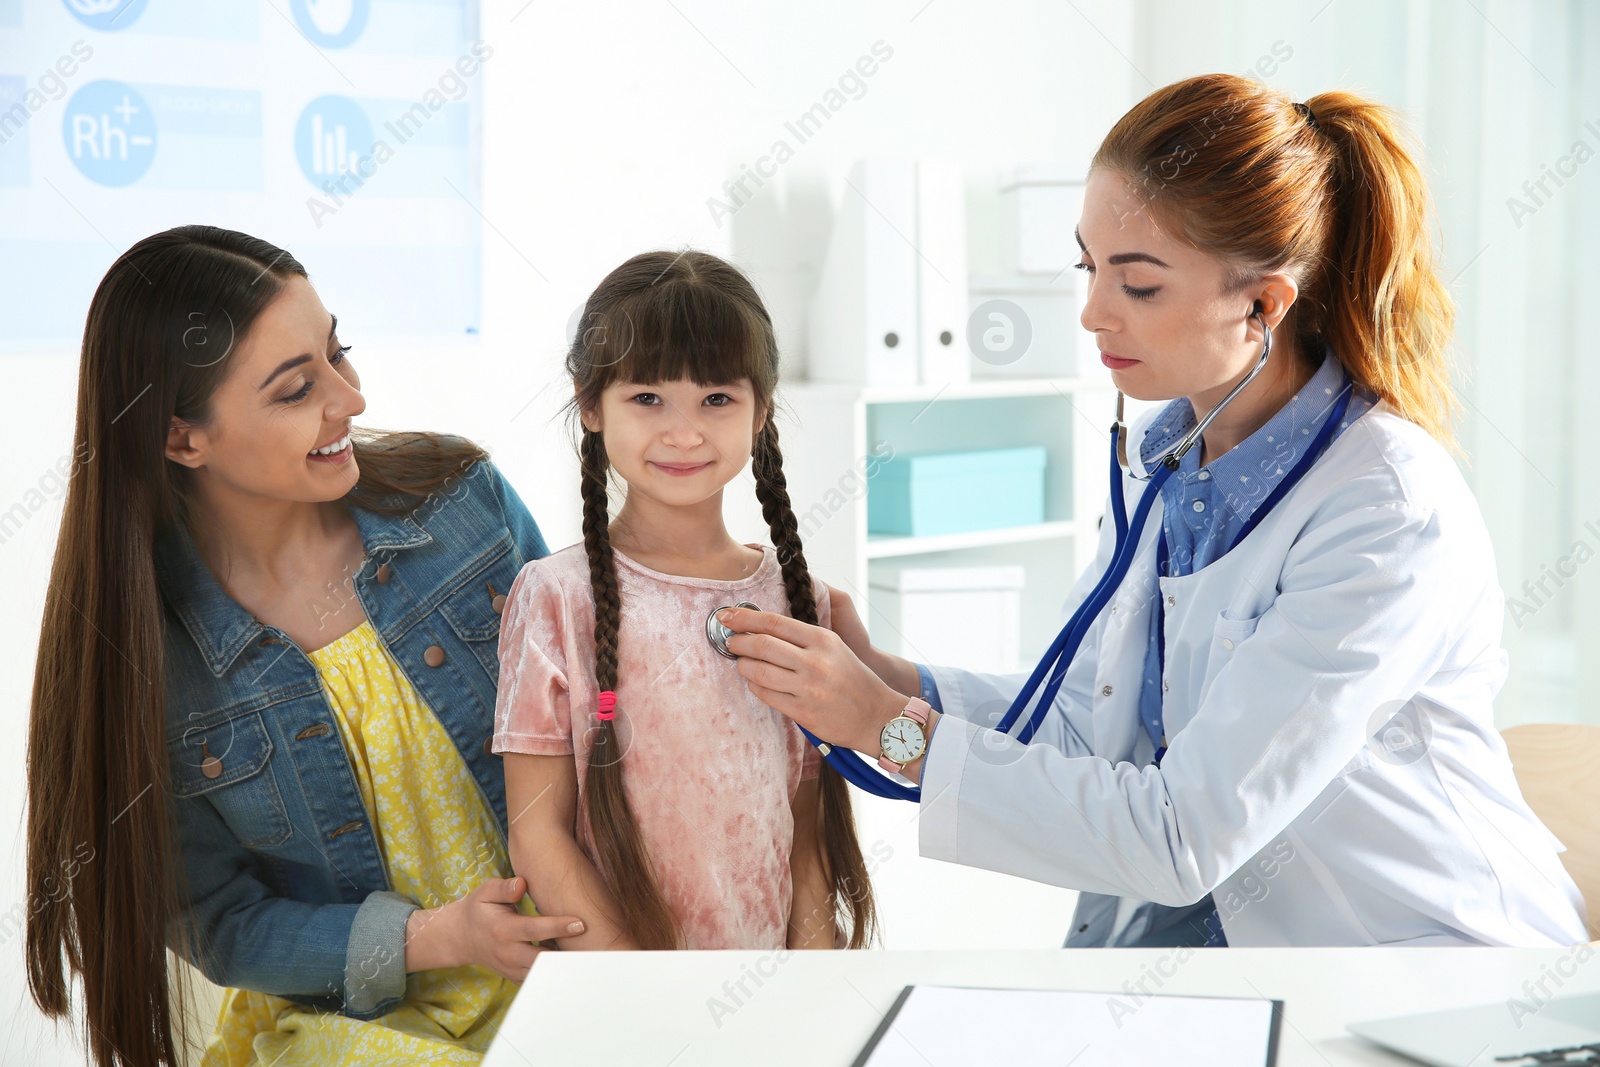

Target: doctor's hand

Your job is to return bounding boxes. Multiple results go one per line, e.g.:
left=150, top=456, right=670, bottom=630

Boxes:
left=721, top=606, right=928, bottom=767
left=820, top=584, right=922, bottom=696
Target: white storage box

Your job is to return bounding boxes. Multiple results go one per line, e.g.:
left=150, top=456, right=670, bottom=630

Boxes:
left=868, top=564, right=1026, bottom=675
left=967, top=273, right=1088, bottom=379
left=999, top=164, right=1085, bottom=276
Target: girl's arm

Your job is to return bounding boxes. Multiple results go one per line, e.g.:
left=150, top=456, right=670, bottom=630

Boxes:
left=786, top=776, right=838, bottom=949
left=504, top=751, right=639, bottom=951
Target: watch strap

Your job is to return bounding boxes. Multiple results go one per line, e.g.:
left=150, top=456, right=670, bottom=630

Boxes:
left=877, top=696, right=931, bottom=773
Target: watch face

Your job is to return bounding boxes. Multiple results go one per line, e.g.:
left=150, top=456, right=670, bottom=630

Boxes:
left=880, top=716, right=926, bottom=764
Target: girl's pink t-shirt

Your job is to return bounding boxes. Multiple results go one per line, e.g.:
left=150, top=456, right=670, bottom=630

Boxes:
left=492, top=542, right=826, bottom=950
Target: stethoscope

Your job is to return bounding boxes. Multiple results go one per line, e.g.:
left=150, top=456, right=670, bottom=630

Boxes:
left=708, top=310, right=1354, bottom=802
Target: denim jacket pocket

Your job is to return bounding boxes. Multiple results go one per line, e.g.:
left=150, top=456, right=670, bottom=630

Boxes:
left=170, top=711, right=293, bottom=849
left=438, top=534, right=519, bottom=677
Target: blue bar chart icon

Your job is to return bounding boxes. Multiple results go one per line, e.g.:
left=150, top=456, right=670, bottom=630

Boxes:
left=296, top=96, right=375, bottom=187
left=310, top=111, right=355, bottom=176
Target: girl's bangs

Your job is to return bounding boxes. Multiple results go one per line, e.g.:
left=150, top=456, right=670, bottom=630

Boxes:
left=587, top=280, right=768, bottom=388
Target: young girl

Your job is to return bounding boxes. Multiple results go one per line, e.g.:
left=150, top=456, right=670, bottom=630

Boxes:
left=492, top=250, right=877, bottom=951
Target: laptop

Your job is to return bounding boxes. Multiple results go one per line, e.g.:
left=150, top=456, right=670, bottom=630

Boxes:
left=1348, top=993, right=1600, bottom=1065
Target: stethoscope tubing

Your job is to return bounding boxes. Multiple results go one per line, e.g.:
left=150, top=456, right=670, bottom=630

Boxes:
left=787, top=435, right=1174, bottom=803
left=1006, top=459, right=1174, bottom=746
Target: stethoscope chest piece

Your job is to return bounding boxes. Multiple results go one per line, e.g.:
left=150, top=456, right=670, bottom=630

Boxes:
left=706, top=602, right=760, bottom=659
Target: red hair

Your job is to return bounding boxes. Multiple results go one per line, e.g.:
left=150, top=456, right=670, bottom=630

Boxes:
left=1094, top=74, right=1458, bottom=447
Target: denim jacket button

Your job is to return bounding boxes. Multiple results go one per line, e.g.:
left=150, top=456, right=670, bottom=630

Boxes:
left=491, top=593, right=507, bottom=614
left=482, top=735, right=496, bottom=756
left=376, top=563, right=392, bottom=584
left=424, top=645, right=446, bottom=667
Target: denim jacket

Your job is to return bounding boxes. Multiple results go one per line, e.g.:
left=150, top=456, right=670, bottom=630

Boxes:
left=156, top=456, right=548, bottom=1018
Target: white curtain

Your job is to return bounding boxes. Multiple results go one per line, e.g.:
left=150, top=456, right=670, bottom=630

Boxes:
left=1128, top=0, right=1599, bottom=726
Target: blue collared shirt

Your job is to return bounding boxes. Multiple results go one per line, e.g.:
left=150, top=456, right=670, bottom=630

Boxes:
left=1136, top=345, right=1373, bottom=757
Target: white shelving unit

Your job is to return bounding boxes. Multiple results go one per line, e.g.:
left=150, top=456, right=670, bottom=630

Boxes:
left=769, top=371, right=1119, bottom=950
left=778, top=373, right=1116, bottom=671
left=866, top=519, right=1078, bottom=559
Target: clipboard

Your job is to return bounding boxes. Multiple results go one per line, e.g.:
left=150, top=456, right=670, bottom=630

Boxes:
left=851, top=984, right=1282, bottom=1066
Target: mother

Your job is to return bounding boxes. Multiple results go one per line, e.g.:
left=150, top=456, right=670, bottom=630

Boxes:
left=25, top=226, right=584, bottom=1066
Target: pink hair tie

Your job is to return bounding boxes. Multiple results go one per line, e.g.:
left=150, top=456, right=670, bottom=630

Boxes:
left=596, top=690, right=617, bottom=722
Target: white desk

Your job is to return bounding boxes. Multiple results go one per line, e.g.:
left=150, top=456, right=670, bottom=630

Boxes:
left=482, top=946, right=1600, bottom=1065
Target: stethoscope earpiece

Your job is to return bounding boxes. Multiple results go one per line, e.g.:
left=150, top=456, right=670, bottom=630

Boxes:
left=706, top=602, right=760, bottom=659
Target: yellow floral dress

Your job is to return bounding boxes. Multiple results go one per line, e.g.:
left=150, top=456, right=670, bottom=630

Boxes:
left=203, top=620, right=536, bottom=1066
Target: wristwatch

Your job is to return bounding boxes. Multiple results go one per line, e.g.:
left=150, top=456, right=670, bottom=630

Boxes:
left=877, top=696, right=932, bottom=774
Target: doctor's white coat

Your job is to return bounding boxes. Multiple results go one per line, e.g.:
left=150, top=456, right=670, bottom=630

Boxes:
left=917, top=401, right=1589, bottom=946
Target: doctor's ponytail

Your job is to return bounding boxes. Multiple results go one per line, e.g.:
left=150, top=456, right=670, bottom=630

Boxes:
left=1093, top=74, right=1458, bottom=447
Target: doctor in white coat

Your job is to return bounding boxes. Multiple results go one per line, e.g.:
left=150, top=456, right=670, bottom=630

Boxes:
left=722, top=74, right=1590, bottom=947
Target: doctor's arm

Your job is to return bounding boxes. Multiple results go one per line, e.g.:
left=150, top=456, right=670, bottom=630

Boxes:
left=817, top=485, right=1124, bottom=757
left=816, top=589, right=954, bottom=731
left=912, top=500, right=1463, bottom=907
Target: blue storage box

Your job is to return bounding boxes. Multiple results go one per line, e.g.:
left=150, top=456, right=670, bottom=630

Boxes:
left=868, top=446, right=1047, bottom=536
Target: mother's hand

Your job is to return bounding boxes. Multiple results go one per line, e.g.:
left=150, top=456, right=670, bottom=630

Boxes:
left=407, top=876, right=585, bottom=982
left=721, top=606, right=910, bottom=758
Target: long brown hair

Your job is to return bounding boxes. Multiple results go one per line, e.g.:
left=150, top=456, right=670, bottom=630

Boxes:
left=564, top=250, right=878, bottom=950
left=25, top=224, right=488, bottom=1066
left=1094, top=73, right=1458, bottom=446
